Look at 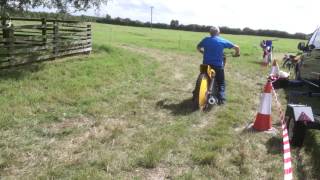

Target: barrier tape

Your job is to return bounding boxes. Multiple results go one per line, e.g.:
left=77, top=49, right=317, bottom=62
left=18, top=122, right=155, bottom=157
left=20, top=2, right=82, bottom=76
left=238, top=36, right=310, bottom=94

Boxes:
left=271, top=80, right=293, bottom=180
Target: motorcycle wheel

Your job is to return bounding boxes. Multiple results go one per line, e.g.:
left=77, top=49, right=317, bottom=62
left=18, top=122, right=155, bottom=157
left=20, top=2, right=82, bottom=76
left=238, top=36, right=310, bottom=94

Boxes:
left=193, top=74, right=209, bottom=111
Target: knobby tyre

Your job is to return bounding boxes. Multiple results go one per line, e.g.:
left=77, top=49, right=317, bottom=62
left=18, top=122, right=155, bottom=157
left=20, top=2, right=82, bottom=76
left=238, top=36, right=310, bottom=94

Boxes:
left=193, top=73, right=209, bottom=111
left=287, top=116, right=306, bottom=147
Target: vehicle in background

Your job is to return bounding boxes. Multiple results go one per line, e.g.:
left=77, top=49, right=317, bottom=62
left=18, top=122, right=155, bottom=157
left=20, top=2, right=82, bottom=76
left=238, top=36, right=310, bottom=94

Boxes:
left=296, top=27, right=320, bottom=89
left=285, top=28, right=320, bottom=147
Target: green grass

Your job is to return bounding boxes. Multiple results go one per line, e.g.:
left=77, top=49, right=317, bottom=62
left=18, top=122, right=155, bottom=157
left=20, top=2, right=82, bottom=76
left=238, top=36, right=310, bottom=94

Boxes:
left=0, top=22, right=318, bottom=179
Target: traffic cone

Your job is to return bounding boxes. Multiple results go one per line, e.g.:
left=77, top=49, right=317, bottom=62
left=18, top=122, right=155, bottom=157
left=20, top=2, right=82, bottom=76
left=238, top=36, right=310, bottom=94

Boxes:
left=253, top=81, right=273, bottom=131
left=270, top=59, right=279, bottom=77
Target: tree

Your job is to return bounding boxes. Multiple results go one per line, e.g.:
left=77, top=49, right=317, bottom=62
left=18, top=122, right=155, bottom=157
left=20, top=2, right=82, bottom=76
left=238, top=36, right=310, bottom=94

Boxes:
left=170, top=19, right=179, bottom=29
left=243, top=27, right=256, bottom=35
left=0, top=0, right=110, bottom=13
left=105, top=14, right=111, bottom=21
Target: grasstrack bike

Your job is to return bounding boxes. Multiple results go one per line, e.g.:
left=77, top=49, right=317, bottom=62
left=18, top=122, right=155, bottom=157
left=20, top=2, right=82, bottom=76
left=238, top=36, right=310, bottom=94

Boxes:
left=282, top=54, right=300, bottom=71
left=193, top=54, right=239, bottom=111
left=193, top=64, right=218, bottom=111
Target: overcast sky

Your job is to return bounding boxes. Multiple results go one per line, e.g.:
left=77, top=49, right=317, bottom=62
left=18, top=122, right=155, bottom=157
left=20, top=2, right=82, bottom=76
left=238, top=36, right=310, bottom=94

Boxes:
left=77, top=0, right=318, bottom=34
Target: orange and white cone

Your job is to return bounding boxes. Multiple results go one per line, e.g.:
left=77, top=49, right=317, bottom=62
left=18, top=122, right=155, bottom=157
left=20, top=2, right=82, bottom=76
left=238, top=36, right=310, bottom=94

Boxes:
left=270, top=59, right=279, bottom=77
left=253, top=81, right=273, bottom=131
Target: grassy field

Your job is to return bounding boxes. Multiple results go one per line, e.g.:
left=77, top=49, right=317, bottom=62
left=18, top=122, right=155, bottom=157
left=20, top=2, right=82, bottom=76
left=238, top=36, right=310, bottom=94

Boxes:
left=0, top=23, right=319, bottom=179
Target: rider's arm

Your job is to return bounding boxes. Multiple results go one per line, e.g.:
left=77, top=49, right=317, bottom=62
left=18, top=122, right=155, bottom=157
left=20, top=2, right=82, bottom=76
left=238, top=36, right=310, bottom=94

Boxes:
left=197, top=46, right=204, bottom=54
left=197, top=38, right=206, bottom=54
left=222, top=38, right=240, bottom=57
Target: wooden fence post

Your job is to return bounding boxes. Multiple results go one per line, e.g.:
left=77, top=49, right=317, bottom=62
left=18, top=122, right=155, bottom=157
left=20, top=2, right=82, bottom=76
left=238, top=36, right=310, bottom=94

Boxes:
left=1, top=16, right=14, bottom=65
left=1, top=16, right=8, bottom=44
left=1, top=16, right=4, bottom=31
left=87, top=24, right=92, bottom=53
left=41, top=18, right=47, bottom=47
left=1, top=16, right=7, bottom=64
left=53, top=20, right=59, bottom=58
left=7, top=26, right=14, bottom=66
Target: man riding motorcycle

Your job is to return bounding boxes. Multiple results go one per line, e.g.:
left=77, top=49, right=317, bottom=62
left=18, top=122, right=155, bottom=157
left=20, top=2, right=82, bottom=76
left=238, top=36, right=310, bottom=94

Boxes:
left=196, top=26, right=240, bottom=105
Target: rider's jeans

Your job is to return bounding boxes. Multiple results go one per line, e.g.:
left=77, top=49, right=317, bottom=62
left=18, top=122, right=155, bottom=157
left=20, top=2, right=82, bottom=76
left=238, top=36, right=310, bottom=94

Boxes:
left=210, top=65, right=225, bottom=101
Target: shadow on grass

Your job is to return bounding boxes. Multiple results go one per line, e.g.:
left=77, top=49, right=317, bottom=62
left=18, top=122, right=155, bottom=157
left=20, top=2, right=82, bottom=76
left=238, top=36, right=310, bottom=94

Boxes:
left=295, top=148, right=308, bottom=180
left=265, top=136, right=282, bottom=155
left=249, top=60, right=269, bottom=67
left=0, top=63, right=45, bottom=80
left=303, top=130, right=320, bottom=178
left=93, top=45, right=112, bottom=53
left=156, top=98, right=197, bottom=116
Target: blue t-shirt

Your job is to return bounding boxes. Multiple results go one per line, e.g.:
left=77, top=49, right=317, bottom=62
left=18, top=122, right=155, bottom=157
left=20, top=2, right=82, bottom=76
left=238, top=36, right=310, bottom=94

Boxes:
left=197, top=36, right=234, bottom=67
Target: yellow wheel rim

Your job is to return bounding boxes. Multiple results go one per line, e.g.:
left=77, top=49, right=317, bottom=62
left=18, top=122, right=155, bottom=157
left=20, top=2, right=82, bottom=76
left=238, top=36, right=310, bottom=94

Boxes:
left=198, top=77, right=208, bottom=109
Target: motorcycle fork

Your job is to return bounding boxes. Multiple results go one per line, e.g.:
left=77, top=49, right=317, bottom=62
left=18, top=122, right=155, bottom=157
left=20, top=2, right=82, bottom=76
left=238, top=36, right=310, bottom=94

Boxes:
left=207, top=78, right=214, bottom=95
left=207, top=73, right=218, bottom=105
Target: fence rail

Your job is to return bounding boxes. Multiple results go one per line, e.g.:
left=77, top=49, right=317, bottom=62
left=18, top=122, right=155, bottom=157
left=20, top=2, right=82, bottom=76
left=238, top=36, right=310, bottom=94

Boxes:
left=0, top=17, right=92, bottom=68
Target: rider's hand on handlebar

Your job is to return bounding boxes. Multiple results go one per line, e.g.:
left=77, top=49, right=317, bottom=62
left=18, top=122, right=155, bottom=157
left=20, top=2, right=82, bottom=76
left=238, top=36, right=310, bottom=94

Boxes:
left=232, top=53, right=240, bottom=57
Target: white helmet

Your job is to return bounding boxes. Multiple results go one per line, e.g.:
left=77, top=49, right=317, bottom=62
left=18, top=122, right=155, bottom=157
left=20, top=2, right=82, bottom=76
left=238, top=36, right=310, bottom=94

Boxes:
left=209, top=26, right=220, bottom=35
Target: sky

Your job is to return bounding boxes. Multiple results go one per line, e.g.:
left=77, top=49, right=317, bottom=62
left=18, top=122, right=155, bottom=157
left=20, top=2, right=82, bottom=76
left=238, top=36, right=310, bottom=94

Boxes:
left=74, top=0, right=318, bottom=34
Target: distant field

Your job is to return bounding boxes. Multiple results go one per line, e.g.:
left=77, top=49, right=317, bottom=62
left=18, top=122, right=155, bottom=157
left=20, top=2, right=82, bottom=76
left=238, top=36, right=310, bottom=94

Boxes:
left=93, top=23, right=300, bottom=54
left=0, top=23, right=319, bottom=179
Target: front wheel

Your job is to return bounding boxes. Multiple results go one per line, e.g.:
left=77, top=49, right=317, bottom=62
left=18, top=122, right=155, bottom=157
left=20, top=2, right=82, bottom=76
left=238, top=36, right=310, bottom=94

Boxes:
left=193, top=73, right=209, bottom=110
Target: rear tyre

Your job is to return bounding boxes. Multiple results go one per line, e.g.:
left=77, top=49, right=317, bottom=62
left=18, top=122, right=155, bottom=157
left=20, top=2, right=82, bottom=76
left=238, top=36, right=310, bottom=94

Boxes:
left=193, top=73, right=209, bottom=111
left=295, top=63, right=302, bottom=80
left=282, top=59, right=291, bottom=70
left=287, top=116, right=306, bottom=147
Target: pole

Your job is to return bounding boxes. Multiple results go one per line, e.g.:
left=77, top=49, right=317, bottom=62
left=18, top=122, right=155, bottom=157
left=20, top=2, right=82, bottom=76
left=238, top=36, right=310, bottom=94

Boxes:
left=53, top=21, right=59, bottom=59
left=150, top=6, right=153, bottom=30
left=178, top=33, right=181, bottom=49
left=41, top=18, right=47, bottom=46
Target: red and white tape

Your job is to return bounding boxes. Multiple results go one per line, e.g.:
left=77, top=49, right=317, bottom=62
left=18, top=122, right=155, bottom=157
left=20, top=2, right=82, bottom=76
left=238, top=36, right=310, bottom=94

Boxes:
left=271, top=83, right=293, bottom=180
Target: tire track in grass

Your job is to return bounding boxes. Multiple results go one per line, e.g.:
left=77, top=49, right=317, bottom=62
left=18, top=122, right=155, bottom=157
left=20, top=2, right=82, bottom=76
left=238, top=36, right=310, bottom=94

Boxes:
left=169, top=55, right=285, bottom=179
left=119, top=45, right=310, bottom=179
left=49, top=44, right=282, bottom=179
left=117, top=45, right=223, bottom=178
left=118, top=45, right=269, bottom=179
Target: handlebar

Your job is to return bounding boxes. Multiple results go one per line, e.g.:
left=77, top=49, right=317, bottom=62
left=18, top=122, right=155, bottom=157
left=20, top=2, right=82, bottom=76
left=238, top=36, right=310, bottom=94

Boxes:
left=224, top=52, right=240, bottom=58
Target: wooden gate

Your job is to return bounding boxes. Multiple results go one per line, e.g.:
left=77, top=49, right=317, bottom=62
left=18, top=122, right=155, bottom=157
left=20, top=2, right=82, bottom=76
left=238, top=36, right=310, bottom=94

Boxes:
left=0, top=17, right=92, bottom=68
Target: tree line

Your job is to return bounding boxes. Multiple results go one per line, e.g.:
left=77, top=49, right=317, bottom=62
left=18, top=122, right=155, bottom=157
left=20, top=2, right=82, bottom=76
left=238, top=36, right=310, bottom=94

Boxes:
left=97, top=16, right=307, bottom=40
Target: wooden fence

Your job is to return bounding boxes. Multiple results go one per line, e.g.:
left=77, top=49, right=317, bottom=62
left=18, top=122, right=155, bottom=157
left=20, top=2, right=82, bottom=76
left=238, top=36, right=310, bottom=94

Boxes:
left=0, top=17, right=92, bottom=68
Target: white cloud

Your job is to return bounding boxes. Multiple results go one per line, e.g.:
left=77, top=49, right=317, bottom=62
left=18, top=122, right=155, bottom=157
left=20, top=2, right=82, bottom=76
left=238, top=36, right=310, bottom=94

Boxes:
left=82, top=0, right=320, bottom=34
